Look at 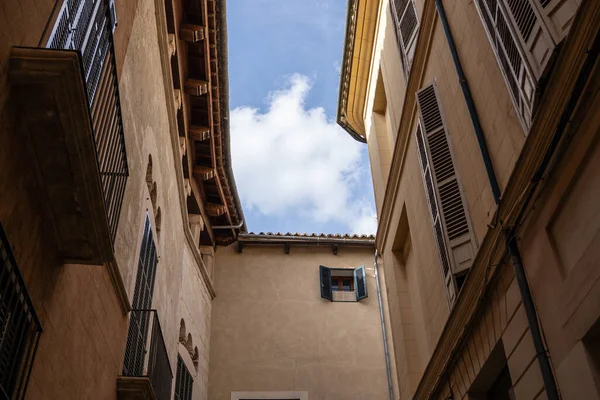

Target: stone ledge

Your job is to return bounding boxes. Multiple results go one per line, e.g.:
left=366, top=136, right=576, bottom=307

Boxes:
left=9, top=47, right=113, bottom=265
left=116, top=376, right=156, bottom=400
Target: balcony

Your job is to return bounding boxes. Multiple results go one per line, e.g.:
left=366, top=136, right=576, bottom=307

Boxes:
left=118, top=310, right=173, bottom=400
left=0, top=223, right=43, bottom=400
left=8, top=0, right=128, bottom=265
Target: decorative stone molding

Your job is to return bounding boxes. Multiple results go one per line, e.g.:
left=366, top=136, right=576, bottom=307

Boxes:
left=179, top=137, right=186, bottom=157
left=183, top=179, right=192, bottom=197
left=189, top=214, right=205, bottom=244
left=167, top=33, right=177, bottom=57
left=173, top=88, right=182, bottom=110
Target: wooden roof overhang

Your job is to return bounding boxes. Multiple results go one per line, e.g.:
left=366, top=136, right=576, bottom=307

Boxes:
left=164, top=0, right=244, bottom=246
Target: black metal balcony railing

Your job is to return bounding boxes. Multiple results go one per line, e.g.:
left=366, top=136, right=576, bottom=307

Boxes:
left=123, top=310, right=173, bottom=400
left=48, top=0, right=129, bottom=242
left=0, top=223, right=42, bottom=400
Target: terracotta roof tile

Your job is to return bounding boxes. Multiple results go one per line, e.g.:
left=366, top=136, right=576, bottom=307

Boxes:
left=247, top=232, right=375, bottom=240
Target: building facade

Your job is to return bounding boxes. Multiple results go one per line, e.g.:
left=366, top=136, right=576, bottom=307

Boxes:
left=0, top=1, right=393, bottom=400
left=338, top=0, right=600, bottom=399
left=1, top=0, right=243, bottom=398
left=209, top=234, right=388, bottom=400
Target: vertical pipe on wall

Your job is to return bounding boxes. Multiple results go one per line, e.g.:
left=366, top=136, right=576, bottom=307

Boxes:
left=434, top=1, right=565, bottom=399
left=374, top=250, right=394, bottom=400
left=433, top=0, right=501, bottom=204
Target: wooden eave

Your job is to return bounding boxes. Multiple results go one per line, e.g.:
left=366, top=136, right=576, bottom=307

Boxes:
left=166, top=0, right=239, bottom=246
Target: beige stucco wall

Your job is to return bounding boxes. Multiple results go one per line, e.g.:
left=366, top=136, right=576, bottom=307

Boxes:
left=362, top=0, right=599, bottom=398
left=361, top=0, right=550, bottom=396
left=209, top=244, right=389, bottom=400
left=0, top=0, right=214, bottom=398
left=115, top=0, right=215, bottom=395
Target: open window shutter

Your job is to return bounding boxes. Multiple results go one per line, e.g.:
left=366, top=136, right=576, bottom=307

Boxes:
left=533, top=0, right=579, bottom=45
left=320, top=265, right=332, bottom=301
left=500, top=0, right=555, bottom=78
left=390, top=0, right=419, bottom=76
left=354, top=265, right=368, bottom=301
left=415, top=125, right=456, bottom=305
left=474, top=0, right=568, bottom=130
left=416, top=84, right=477, bottom=281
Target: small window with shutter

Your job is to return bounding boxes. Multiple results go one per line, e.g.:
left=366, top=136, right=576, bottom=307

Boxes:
left=390, top=0, right=419, bottom=78
left=320, top=265, right=368, bottom=302
left=415, top=83, right=477, bottom=306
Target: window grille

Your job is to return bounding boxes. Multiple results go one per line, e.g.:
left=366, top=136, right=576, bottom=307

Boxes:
left=0, top=223, right=42, bottom=399
left=123, top=216, right=158, bottom=376
left=47, top=0, right=129, bottom=243
left=174, top=355, right=194, bottom=400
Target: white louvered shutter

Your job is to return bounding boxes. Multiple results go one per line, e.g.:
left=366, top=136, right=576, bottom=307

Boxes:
left=535, top=0, right=580, bottom=43
left=390, top=0, right=419, bottom=77
left=415, top=124, right=456, bottom=305
left=416, top=84, right=477, bottom=290
left=475, top=0, right=565, bottom=131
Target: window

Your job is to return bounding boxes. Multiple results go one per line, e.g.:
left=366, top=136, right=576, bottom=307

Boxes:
left=331, top=276, right=354, bottom=292
left=390, top=0, right=419, bottom=78
left=487, top=366, right=516, bottom=400
left=415, top=83, right=477, bottom=306
left=469, top=341, right=515, bottom=400
left=175, top=355, right=194, bottom=400
left=0, top=223, right=42, bottom=399
left=473, top=0, right=579, bottom=131
left=123, top=215, right=159, bottom=376
left=320, top=265, right=367, bottom=302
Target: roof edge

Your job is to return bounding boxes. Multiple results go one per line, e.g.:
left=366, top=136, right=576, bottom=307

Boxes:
left=337, top=0, right=366, bottom=143
left=218, top=0, right=247, bottom=234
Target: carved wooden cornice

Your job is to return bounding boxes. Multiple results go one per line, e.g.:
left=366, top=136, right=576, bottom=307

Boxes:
left=153, top=0, right=216, bottom=298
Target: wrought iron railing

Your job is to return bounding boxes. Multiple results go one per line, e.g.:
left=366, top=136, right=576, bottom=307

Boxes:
left=0, top=223, right=42, bottom=400
left=123, top=310, right=173, bottom=400
left=47, top=0, right=128, bottom=242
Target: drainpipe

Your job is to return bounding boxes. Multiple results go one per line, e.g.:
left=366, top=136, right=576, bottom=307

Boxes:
left=374, top=250, right=394, bottom=400
left=433, top=1, right=569, bottom=399
left=212, top=221, right=245, bottom=230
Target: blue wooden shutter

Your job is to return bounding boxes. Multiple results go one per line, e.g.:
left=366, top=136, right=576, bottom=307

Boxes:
left=354, top=265, right=368, bottom=301
left=319, top=265, right=332, bottom=301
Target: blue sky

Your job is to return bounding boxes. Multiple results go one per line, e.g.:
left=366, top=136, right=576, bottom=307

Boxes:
left=227, top=0, right=376, bottom=234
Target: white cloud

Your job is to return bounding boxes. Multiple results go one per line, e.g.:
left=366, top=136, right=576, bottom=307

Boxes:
left=230, top=74, right=376, bottom=234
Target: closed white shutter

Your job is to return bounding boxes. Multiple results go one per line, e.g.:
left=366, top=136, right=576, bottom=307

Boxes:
left=390, top=0, right=419, bottom=77
left=415, top=125, right=456, bottom=305
left=416, top=83, right=478, bottom=303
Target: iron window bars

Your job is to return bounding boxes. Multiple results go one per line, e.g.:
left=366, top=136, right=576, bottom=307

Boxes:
left=122, top=310, right=173, bottom=400
left=47, top=0, right=129, bottom=243
left=174, top=355, right=194, bottom=400
left=0, top=223, right=42, bottom=400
